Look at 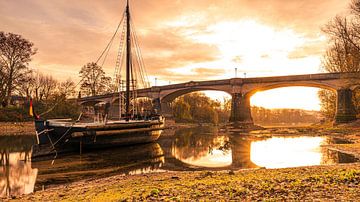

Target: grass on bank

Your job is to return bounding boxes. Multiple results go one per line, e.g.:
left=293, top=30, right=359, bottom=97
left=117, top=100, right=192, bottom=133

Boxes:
left=12, top=164, right=360, bottom=201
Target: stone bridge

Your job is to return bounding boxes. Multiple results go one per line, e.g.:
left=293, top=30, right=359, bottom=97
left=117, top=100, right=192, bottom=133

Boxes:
left=78, top=72, right=360, bottom=124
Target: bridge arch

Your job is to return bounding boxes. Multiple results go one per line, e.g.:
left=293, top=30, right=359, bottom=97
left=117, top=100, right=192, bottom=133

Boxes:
left=161, top=88, right=231, bottom=103
left=159, top=88, right=231, bottom=119
left=244, top=82, right=337, bottom=98
left=230, top=82, right=337, bottom=124
left=80, top=100, right=104, bottom=107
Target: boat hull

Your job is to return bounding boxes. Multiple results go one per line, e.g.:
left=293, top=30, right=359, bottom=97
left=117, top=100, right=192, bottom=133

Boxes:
left=32, top=117, right=165, bottom=158
left=72, top=128, right=162, bottom=148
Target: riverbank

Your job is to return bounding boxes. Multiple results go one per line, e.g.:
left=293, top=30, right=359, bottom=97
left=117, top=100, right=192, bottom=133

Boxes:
left=2, top=121, right=360, bottom=200
left=0, top=122, right=35, bottom=136
left=9, top=163, right=360, bottom=201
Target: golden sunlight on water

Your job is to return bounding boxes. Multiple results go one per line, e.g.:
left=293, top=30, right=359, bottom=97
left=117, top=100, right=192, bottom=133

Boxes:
left=172, top=136, right=232, bottom=168
left=250, top=137, right=326, bottom=168
left=0, top=151, right=38, bottom=197
left=179, top=149, right=232, bottom=168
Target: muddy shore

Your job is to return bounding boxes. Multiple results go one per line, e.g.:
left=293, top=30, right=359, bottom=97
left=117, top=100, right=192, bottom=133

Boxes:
left=2, top=121, right=360, bottom=201
left=8, top=164, right=360, bottom=201
left=0, top=122, right=35, bottom=136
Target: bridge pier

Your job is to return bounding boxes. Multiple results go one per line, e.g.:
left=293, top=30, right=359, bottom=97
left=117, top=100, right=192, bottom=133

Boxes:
left=152, top=98, right=173, bottom=118
left=335, top=88, right=357, bottom=124
left=152, top=98, right=161, bottom=114
left=230, top=137, right=258, bottom=168
left=229, top=93, right=253, bottom=124
left=160, top=102, right=173, bottom=118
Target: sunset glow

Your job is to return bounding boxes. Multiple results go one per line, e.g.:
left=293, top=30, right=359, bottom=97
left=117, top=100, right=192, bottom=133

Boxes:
left=0, top=0, right=350, bottom=110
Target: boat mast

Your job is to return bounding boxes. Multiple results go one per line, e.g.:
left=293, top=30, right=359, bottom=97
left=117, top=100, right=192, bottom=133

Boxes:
left=125, top=0, right=131, bottom=121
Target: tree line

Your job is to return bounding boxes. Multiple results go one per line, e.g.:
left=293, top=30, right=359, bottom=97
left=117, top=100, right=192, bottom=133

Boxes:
left=0, top=32, right=114, bottom=121
left=171, top=93, right=321, bottom=125
left=251, top=106, right=321, bottom=125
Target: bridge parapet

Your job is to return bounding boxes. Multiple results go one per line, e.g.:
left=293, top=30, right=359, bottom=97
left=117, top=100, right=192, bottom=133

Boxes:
left=78, top=72, right=360, bottom=124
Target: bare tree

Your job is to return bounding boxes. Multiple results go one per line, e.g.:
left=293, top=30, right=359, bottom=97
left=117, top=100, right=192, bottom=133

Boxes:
left=79, top=62, right=112, bottom=96
left=0, top=61, right=6, bottom=106
left=319, top=1, right=360, bottom=119
left=0, top=32, right=37, bottom=106
left=17, top=70, right=36, bottom=98
left=58, top=78, right=75, bottom=98
left=38, top=74, right=58, bottom=101
left=322, top=16, right=360, bottom=72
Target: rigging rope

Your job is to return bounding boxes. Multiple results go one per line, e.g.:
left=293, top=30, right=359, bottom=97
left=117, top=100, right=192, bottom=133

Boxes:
left=39, top=7, right=127, bottom=117
left=131, top=20, right=150, bottom=88
left=95, top=10, right=126, bottom=65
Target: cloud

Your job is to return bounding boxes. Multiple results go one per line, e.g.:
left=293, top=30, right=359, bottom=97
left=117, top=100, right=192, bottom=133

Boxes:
left=139, top=27, right=220, bottom=73
left=0, top=0, right=351, bottom=84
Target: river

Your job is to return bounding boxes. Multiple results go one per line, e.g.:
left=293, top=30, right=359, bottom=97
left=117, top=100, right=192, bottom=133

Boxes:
left=0, top=126, right=358, bottom=197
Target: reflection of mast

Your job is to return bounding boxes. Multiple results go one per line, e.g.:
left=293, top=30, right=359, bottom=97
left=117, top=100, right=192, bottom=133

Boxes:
left=0, top=150, right=38, bottom=198
left=125, top=0, right=131, bottom=120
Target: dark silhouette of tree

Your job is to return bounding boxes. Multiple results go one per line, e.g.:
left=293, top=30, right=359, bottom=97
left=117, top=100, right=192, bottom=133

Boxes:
left=319, top=0, right=360, bottom=120
left=58, top=78, right=75, bottom=98
left=17, top=70, right=35, bottom=99
left=0, top=62, right=7, bottom=106
left=0, top=32, right=37, bottom=106
left=79, top=62, right=112, bottom=96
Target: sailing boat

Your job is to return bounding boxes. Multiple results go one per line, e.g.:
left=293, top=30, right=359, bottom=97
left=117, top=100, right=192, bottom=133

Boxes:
left=32, top=0, right=165, bottom=157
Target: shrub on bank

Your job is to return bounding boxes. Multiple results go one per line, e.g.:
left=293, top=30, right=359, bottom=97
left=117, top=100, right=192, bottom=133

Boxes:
left=0, top=97, right=81, bottom=122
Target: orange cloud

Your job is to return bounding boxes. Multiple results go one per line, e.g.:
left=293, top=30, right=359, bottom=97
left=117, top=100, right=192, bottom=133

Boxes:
left=0, top=0, right=350, bottom=83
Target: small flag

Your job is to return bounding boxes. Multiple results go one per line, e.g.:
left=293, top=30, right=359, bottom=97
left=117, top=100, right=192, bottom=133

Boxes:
left=29, top=99, right=34, bottom=117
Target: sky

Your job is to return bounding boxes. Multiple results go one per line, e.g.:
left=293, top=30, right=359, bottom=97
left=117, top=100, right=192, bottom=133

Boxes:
left=0, top=0, right=351, bottom=110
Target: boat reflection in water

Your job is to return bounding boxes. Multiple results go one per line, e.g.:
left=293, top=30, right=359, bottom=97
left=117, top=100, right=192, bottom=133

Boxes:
left=170, top=127, right=358, bottom=170
left=0, top=134, right=164, bottom=198
left=1, top=126, right=359, bottom=198
left=32, top=143, right=164, bottom=190
left=0, top=136, right=37, bottom=197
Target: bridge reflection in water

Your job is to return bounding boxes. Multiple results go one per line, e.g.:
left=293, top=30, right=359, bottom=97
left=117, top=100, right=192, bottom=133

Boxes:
left=169, top=127, right=358, bottom=170
left=1, top=127, right=358, bottom=198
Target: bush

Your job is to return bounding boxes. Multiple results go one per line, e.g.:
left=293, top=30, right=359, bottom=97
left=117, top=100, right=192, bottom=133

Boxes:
left=0, top=96, right=81, bottom=122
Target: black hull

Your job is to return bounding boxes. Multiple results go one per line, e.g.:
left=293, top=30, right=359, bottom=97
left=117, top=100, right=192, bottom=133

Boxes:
left=73, top=129, right=162, bottom=149
left=33, top=118, right=165, bottom=158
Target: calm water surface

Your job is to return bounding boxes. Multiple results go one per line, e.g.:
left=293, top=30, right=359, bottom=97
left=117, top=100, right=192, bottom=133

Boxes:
left=0, top=126, right=358, bottom=197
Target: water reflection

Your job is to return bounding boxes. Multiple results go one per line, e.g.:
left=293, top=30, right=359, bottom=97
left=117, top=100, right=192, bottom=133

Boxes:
left=0, top=135, right=164, bottom=197
left=251, top=137, right=325, bottom=168
left=0, top=136, right=37, bottom=197
left=171, top=127, right=258, bottom=168
left=32, top=143, right=164, bottom=190
left=170, top=127, right=358, bottom=169
left=172, top=134, right=232, bottom=167
left=1, top=126, right=358, bottom=198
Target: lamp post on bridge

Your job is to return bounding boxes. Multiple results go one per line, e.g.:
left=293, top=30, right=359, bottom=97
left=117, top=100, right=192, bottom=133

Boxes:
left=235, top=68, right=238, bottom=78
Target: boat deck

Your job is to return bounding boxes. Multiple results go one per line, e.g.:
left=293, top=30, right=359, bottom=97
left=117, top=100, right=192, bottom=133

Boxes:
left=46, top=119, right=163, bottom=128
